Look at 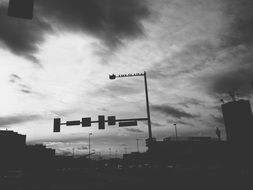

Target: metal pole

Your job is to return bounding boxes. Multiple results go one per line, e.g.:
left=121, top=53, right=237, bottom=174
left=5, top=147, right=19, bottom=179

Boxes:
left=174, top=124, right=178, bottom=140
left=124, top=147, right=127, bottom=154
left=144, top=71, right=152, bottom=139
left=109, top=148, right=111, bottom=159
left=88, top=133, right=92, bottom=160
left=136, top=139, right=140, bottom=152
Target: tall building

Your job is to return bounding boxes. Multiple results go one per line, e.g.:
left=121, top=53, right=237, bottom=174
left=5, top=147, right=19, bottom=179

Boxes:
left=0, top=130, right=26, bottom=170
left=221, top=99, right=253, bottom=142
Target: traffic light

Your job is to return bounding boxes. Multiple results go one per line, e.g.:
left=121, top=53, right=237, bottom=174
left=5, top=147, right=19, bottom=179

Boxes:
left=98, top=115, right=105, bottom=129
left=108, top=116, right=116, bottom=125
left=8, top=0, right=34, bottom=19
left=109, top=74, right=116, bottom=80
left=82, top=117, right=91, bottom=127
left=53, top=118, right=61, bottom=132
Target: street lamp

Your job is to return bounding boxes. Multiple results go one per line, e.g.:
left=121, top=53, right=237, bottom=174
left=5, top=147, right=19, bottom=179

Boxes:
left=109, top=72, right=152, bottom=139
left=88, top=133, right=92, bottom=160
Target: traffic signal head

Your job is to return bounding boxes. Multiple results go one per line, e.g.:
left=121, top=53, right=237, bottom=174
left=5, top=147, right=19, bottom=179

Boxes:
left=108, top=116, right=116, bottom=126
left=98, top=115, right=105, bottom=129
left=109, top=74, right=116, bottom=80
left=53, top=118, right=61, bottom=132
left=8, top=0, right=34, bottom=19
left=82, top=118, right=91, bottom=127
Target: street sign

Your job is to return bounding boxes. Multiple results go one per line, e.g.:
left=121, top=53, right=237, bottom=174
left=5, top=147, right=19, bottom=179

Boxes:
left=119, top=121, right=137, bottom=127
left=66, top=120, right=80, bottom=126
left=98, top=115, right=105, bottom=129
left=82, top=117, right=91, bottom=127
left=8, top=0, right=34, bottom=19
left=53, top=118, right=61, bottom=132
left=108, top=116, right=116, bottom=125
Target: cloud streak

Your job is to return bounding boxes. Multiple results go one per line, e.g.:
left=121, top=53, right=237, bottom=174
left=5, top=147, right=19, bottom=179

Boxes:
left=0, top=114, right=41, bottom=127
left=124, top=128, right=143, bottom=133
left=151, top=105, right=197, bottom=119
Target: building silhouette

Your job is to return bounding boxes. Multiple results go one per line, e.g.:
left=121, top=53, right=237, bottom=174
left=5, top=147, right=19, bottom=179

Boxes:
left=221, top=99, right=253, bottom=142
left=0, top=130, right=56, bottom=174
left=0, top=130, right=26, bottom=171
left=221, top=99, right=253, bottom=171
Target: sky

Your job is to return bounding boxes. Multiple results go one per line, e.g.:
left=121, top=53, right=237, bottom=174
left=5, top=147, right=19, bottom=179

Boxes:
left=1, top=0, right=253, bottom=157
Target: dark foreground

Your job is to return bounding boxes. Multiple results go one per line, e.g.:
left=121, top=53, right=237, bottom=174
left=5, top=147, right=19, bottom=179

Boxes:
left=0, top=166, right=252, bottom=190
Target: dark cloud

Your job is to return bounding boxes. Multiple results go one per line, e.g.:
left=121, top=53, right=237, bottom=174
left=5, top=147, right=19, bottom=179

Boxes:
left=166, top=119, right=194, bottom=127
left=0, top=114, right=41, bottom=127
left=124, top=128, right=143, bottom=133
left=206, top=61, right=253, bottom=96
left=0, top=6, right=52, bottom=63
left=142, top=120, right=164, bottom=128
left=0, top=0, right=149, bottom=62
left=205, top=0, right=253, bottom=96
left=223, top=0, right=253, bottom=47
left=151, top=105, right=198, bottom=119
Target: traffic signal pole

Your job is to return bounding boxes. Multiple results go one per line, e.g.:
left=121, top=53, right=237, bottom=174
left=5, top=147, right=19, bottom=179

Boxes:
left=144, top=72, right=152, bottom=139
left=109, top=72, right=153, bottom=140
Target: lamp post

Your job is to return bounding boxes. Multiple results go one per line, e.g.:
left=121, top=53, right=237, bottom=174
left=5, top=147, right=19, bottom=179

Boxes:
left=109, top=72, right=152, bottom=139
left=109, top=148, right=111, bottom=159
left=88, top=133, right=92, bottom=160
left=136, top=139, right=141, bottom=152
left=173, top=123, right=178, bottom=140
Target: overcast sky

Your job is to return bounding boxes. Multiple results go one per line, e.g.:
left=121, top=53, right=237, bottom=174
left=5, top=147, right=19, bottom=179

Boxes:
left=1, top=0, right=253, bottom=157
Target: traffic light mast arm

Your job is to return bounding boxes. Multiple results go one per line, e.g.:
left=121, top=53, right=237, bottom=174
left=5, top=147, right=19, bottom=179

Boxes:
left=109, top=73, right=144, bottom=79
left=87, top=117, right=148, bottom=124
left=87, top=118, right=148, bottom=124
left=57, top=117, right=148, bottom=125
